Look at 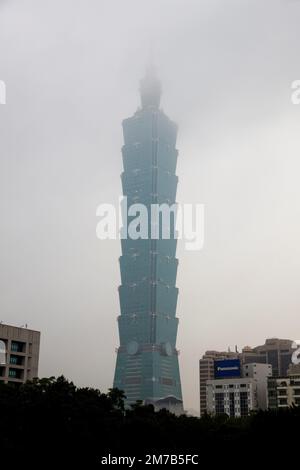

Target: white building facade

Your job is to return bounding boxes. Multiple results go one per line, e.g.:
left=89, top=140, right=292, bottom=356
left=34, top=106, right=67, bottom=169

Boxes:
left=206, top=363, right=272, bottom=417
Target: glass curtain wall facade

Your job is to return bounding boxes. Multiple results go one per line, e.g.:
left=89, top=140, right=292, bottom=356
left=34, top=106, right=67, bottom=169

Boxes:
left=113, top=69, right=183, bottom=414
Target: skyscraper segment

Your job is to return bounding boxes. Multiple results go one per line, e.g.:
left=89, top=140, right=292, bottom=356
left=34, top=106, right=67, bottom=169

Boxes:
left=113, top=69, right=183, bottom=413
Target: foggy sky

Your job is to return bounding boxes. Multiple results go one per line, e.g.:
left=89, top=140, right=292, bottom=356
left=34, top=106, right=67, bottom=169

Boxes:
left=1, top=0, right=300, bottom=412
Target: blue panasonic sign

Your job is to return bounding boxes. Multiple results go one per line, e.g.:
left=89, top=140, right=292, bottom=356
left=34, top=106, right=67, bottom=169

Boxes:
left=214, top=359, right=241, bottom=379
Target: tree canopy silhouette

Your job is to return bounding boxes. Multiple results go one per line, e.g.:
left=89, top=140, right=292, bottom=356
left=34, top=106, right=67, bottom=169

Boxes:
left=0, top=376, right=299, bottom=465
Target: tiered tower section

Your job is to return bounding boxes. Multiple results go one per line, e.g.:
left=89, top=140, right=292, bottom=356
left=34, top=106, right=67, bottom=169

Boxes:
left=113, top=69, right=183, bottom=414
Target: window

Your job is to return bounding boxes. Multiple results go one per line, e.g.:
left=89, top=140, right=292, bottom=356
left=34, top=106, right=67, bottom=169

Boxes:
left=279, top=398, right=287, bottom=405
left=159, top=377, right=174, bottom=386
left=229, top=392, right=235, bottom=417
left=0, top=340, right=6, bottom=365
left=291, top=379, right=300, bottom=386
left=240, top=392, right=249, bottom=417
left=280, top=353, right=293, bottom=376
left=11, top=341, right=25, bottom=353
left=10, top=355, right=23, bottom=366
left=267, top=350, right=279, bottom=376
left=125, top=377, right=142, bottom=385
left=8, top=368, right=22, bottom=379
left=215, top=393, right=225, bottom=415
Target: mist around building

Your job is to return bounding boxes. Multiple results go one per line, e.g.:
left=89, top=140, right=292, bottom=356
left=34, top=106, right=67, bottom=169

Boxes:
left=1, top=62, right=300, bottom=470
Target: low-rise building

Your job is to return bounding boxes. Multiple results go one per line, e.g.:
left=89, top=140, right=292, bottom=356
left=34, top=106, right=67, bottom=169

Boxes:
left=243, top=363, right=272, bottom=410
left=207, top=377, right=256, bottom=417
left=206, top=362, right=272, bottom=417
left=268, top=364, right=300, bottom=409
left=199, top=351, right=238, bottom=416
left=0, top=323, right=40, bottom=385
left=200, top=338, right=294, bottom=416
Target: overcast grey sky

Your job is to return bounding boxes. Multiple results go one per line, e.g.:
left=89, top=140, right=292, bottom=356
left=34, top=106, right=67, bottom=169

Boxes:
left=1, top=0, right=300, bottom=412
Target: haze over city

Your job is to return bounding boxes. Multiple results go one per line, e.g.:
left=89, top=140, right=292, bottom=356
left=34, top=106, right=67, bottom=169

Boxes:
left=1, top=0, right=300, bottom=411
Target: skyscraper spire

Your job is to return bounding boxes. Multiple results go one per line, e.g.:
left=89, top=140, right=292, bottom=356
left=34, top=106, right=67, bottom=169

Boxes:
left=139, top=65, right=161, bottom=109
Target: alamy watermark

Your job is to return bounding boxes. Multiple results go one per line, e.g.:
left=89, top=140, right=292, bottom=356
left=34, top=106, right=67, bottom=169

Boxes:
left=96, top=197, right=204, bottom=251
left=291, top=80, right=300, bottom=104
left=0, top=80, right=6, bottom=104
left=292, top=340, right=300, bottom=365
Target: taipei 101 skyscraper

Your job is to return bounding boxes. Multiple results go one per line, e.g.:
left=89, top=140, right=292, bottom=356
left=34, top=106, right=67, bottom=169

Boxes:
left=113, top=68, right=183, bottom=414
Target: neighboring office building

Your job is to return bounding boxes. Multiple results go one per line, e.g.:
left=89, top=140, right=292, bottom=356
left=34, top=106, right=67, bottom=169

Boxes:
left=113, top=68, right=183, bottom=414
left=206, top=362, right=272, bottom=417
left=243, top=363, right=272, bottom=410
left=0, top=323, right=40, bottom=384
left=268, top=364, right=300, bottom=409
left=200, top=338, right=294, bottom=416
left=199, top=350, right=238, bottom=416
left=207, top=377, right=256, bottom=418
left=242, top=338, right=294, bottom=377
